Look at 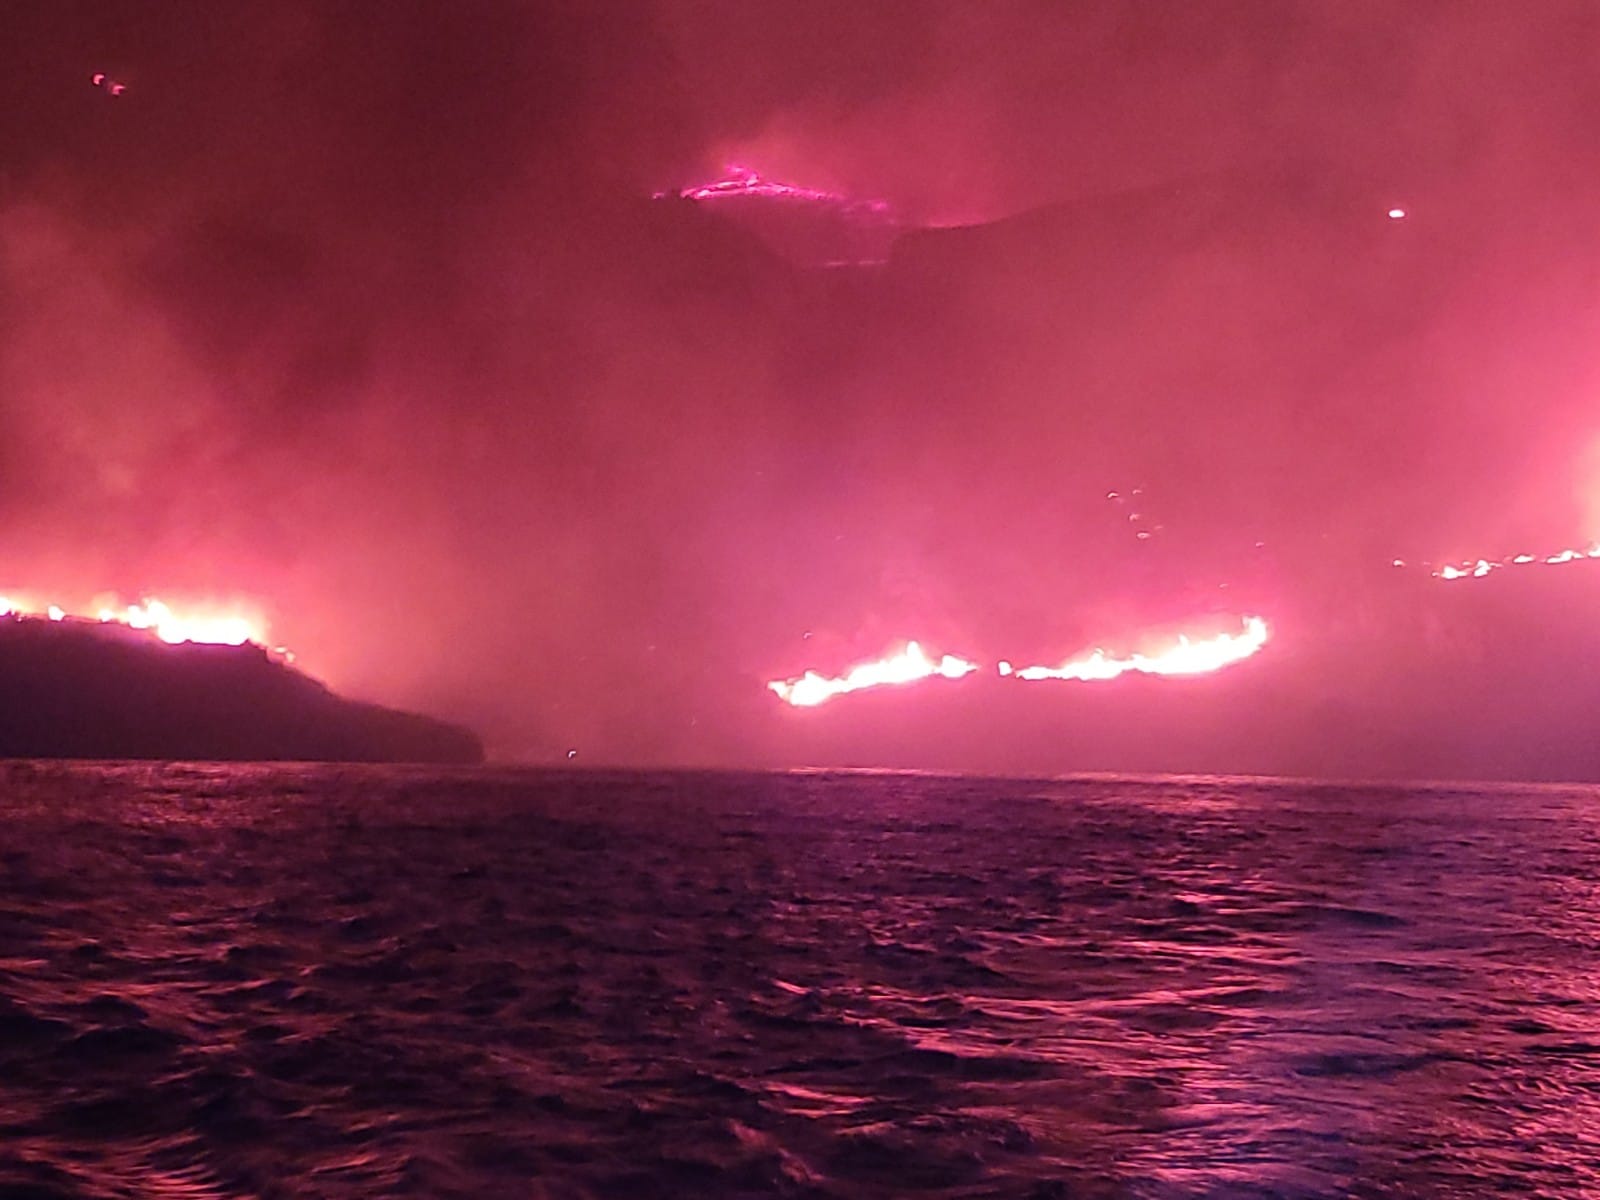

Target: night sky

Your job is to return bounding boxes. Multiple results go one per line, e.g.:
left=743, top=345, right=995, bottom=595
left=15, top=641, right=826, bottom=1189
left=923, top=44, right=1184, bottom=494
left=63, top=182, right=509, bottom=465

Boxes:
left=4, top=2, right=1599, bottom=776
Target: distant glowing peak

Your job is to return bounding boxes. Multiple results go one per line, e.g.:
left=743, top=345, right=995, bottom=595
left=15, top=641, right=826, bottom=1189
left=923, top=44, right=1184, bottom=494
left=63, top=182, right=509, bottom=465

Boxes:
left=768, top=641, right=977, bottom=707
left=1007, top=616, right=1270, bottom=684
left=667, top=163, right=891, bottom=215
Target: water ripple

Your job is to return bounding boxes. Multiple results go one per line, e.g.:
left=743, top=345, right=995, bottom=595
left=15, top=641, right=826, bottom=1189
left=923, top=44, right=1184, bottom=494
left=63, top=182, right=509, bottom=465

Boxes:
left=0, top=762, right=1597, bottom=1196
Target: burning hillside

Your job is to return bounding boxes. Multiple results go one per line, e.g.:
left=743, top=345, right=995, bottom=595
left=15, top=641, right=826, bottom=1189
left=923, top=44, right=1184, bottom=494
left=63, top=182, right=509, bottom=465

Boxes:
left=767, top=614, right=1270, bottom=707
left=0, top=594, right=281, bottom=653
left=0, top=594, right=478, bottom=763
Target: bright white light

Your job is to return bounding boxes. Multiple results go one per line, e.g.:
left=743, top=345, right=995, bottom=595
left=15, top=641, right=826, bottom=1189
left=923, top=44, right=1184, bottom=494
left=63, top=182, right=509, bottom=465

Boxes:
left=767, top=641, right=979, bottom=707
left=1007, top=616, right=1270, bottom=684
left=1387, top=207, right=1407, bottom=220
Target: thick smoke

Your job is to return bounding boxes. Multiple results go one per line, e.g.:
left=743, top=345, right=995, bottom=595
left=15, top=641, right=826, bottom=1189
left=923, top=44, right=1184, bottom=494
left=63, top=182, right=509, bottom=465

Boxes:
left=2, top=2, right=1597, bottom=774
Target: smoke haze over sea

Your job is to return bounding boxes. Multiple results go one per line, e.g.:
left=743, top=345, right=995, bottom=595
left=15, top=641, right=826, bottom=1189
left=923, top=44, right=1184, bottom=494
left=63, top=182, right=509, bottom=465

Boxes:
left=4, top=3, right=1600, bottom=774
left=11, top=9, right=1600, bottom=1196
left=3, top=763, right=1598, bottom=1197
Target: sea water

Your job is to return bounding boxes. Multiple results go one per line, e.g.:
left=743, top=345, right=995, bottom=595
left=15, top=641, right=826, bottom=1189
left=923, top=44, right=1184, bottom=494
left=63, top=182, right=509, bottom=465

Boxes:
left=1, top=762, right=1597, bottom=1198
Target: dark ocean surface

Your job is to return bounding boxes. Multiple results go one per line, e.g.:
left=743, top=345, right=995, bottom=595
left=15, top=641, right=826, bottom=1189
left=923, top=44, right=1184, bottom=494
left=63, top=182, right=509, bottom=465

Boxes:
left=1, top=764, right=1598, bottom=1199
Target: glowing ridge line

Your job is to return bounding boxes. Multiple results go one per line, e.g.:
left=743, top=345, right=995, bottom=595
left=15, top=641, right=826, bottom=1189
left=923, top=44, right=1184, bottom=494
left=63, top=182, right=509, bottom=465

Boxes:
left=768, top=641, right=977, bottom=707
left=1007, top=616, right=1270, bottom=683
left=0, top=593, right=282, bottom=653
left=666, top=164, right=891, bottom=215
left=1429, top=542, right=1600, bottom=581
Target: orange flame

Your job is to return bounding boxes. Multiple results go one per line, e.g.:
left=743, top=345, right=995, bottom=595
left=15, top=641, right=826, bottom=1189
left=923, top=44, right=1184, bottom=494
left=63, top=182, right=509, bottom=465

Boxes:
left=109, top=599, right=259, bottom=646
left=1429, top=542, right=1600, bottom=581
left=1, top=594, right=271, bottom=648
left=1007, top=616, right=1270, bottom=683
left=768, top=641, right=979, bottom=707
